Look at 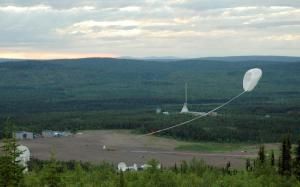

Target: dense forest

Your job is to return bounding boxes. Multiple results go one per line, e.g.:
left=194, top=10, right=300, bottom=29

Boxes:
left=0, top=58, right=299, bottom=142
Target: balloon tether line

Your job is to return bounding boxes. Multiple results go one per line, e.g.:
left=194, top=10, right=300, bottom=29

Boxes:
left=140, top=91, right=246, bottom=137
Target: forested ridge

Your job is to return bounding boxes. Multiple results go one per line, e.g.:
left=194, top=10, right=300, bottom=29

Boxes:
left=0, top=58, right=299, bottom=142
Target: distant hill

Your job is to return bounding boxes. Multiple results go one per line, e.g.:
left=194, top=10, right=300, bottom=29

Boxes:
left=199, top=56, right=300, bottom=62
left=0, top=57, right=299, bottom=114
left=0, top=58, right=23, bottom=63
left=2, top=56, right=300, bottom=63
left=119, top=55, right=300, bottom=62
left=119, top=56, right=185, bottom=61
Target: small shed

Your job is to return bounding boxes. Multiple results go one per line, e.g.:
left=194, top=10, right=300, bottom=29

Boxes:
left=42, top=130, right=55, bottom=138
left=14, top=131, right=34, bottom=140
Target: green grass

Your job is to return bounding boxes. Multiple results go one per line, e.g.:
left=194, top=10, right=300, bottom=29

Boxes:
left=175, top=142, right=252, bottom=153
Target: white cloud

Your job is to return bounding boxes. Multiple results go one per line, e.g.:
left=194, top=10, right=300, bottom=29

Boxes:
left=0, top=4, right=51, bottom=12
left=119, top=6, right=141, bottom=12
left=69, top=6, right=96, bottom=11
left=0, top=4, right=97, bottom=13
left=264, top=34, right=300, bottom=41
left=0, top=1, right=299, bottom=58
left=57, top=18, right=239, bottom=41
left=74, top=20, right=139, bottom=28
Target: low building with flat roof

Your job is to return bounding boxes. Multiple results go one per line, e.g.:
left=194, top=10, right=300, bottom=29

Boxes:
left=14, top=131, right=34, bottom=140
left=42, top=130, right=72, bottom=138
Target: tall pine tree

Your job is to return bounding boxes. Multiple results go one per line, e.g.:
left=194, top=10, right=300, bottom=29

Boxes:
left=279, top=135, right=292, bottom=176
left=293, top=139, right=300, bottom=179
left=246, top=159, right=251, bottom=171
left=40, top=152, right=63, bottom=187
left=258, top=145, right=265, bottom=164
left=119, top=170, right=125, bottom=187
left=0, top=119, right=24, bottom=186
left=270, top=150, right=275, bottom=166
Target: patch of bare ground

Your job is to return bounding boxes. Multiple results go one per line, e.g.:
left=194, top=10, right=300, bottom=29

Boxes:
left=15, top=130, right=279, bottom=169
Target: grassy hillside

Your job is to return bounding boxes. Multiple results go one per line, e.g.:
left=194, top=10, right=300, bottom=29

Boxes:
left=0, top=58, right=299, bottom=142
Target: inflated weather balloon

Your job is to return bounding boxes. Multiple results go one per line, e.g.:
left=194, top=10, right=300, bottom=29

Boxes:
left=243, top=68, right=262, bottom=92
left=141, top=68, right=263, bottom=137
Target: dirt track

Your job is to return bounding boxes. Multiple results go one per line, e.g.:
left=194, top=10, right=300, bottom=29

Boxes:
left=19, top=130, right=264, bottom=169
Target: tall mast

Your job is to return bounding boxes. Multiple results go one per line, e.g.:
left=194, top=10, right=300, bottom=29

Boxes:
left=185, top=82, right=188, bottom=104
left=181, top=82, right=189, bottom=113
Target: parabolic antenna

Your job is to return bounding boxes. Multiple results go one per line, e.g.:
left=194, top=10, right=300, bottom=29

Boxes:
left=133, top=163, right=138, bottom=171
left=141, top=68, right=263, bottom=136
left=118, top=162, right=127, bottom=172
left=16, top=145, right=30, bottom=163
left=16, top=145, right=30, bottom=172
left=243, top=68, right=262, bottom=92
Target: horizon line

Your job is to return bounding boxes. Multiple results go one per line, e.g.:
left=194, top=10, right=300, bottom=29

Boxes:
left=1, top=55, right=300, bottom=61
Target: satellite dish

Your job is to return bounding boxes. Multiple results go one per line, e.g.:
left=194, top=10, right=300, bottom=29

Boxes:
left=243, top=68, right=262, bottom=92
left=16, top=145, right=30, bottom=173
left=141, top=164, right=151, bottom=169
left=17, top=145, right=30, bottom=163
left=118, top=162, right=127, bottom=172
left=133, top=163, right=138, bottom=171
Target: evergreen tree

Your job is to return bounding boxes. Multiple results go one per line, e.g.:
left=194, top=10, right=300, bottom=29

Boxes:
left=41, top=152, right=63, bottom=187
left=278, top=156, right=282, bottom=174
left=279, top=135, right=292, bottom=176
left=174, top=163, right=178, bottom=174
left=119, top=170, right=125, bottom=187
left=270, top=150, right=275, bottom=166
left=225, top=161, right=231, bottom=174
left=258, top=145, right=265, bottom=164
left=73, top=162, right=85, bottom=186
left=246, top=159, right=251, bottom=171
left=0, top=120, right=24, bottom=187
left=180, top=160, right=188, bottom=174
left=2, top=118, right=15, bottom=139
left=293, top=139, right=300, bottom=179
left=253, top=159, right=256, bottom=169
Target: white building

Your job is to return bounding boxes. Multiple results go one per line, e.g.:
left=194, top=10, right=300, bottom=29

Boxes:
left=14, top=131, right=34, bottom=140
left=42, top=130, right=72, bottom=138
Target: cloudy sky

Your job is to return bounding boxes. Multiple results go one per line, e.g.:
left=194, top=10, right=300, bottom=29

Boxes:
left=0, top=0, right=299, bottom=59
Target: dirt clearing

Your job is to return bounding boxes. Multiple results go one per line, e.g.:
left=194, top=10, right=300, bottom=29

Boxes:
left=18, top=130, right=278, bottom=169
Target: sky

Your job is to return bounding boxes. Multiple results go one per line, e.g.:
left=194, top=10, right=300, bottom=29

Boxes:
left=0, top=0, right=299, bottom=59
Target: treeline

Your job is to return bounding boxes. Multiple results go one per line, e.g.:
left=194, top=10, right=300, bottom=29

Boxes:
left=1, top=111, right=300, bottom=143
left=2, top=132, right=300, bottom=186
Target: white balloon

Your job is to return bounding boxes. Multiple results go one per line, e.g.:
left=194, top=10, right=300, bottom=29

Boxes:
left=243, top=68, right=262, bottom=92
